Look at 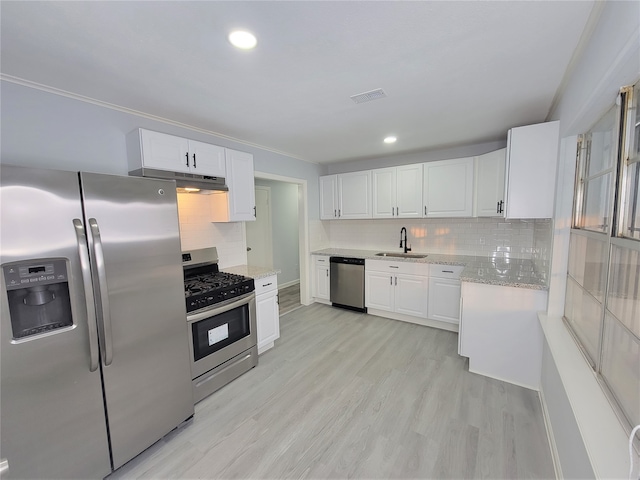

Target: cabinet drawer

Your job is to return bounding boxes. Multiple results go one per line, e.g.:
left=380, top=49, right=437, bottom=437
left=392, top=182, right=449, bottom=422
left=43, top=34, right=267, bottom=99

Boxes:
left=365, top=259, right=429, bottom=276
left=314, top=255, right=330, bottom=266
left=429, top=264, right=464, bottom=279
left=255, top=275, right=277, bottom=295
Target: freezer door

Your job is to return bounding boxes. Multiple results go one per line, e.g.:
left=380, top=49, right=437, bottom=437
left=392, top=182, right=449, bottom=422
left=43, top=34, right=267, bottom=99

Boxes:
left=0, top=165, right=111, bottom=479
left=80, top=172, right=194, bottom=469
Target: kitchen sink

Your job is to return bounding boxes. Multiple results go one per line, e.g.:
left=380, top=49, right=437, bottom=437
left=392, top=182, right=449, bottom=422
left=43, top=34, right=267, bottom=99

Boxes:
left=375, top=252, right=428, bottom=259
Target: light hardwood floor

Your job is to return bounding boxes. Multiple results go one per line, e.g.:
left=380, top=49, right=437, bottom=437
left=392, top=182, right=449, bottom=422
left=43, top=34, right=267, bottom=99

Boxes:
left=278, top=283, right=301, bottom=315
left=109, top=304, right=555, bottom=479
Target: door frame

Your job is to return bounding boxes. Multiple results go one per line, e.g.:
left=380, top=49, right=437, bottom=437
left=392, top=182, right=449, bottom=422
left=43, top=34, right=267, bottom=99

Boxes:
left=251, top=172, right=311, bottom=306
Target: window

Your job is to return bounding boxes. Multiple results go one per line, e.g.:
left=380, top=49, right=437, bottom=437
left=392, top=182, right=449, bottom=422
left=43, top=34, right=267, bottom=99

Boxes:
left=566, top=82, right=640, bottom=433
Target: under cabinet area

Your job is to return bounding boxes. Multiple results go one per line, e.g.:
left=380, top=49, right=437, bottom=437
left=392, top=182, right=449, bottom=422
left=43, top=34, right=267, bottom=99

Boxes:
left=255, top=274, right=280, bottom=354
left=365, top=260, right=429, bottom=319
left=128, top=128, right=226, bottom=177
left=312, top=255, right=330, bottom=303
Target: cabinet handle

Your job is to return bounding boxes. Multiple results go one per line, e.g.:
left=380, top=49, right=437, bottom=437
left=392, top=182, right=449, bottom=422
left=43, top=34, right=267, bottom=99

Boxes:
left=395, top=276, right=397, bottom=286
left=185, top=152, right=189, bottom=167
left=326, top=269, right=329, bottom=277
left=254, top=206, right=257, bottom=218
left=338, top=209, right=341, bottom=217
left=498, top=200, right=504, bottom=214
left=424, top=206, right=427, bottom=216
left=262, top=282, right=272, bottom=287
left=334, top=209, right=337, bottom=218
left=497, top=201, right=500, bottom=213
left=390, top=276, right=393, bottom=285
left=389, top=265, right=399, bottom=269
left=443, top=270, right=454, bottom=274
left=193, top=153, right=197, bottom=168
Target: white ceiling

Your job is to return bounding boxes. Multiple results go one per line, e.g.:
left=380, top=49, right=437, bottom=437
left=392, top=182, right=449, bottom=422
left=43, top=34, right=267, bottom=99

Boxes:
left=0, top=1, right=595, bottom=164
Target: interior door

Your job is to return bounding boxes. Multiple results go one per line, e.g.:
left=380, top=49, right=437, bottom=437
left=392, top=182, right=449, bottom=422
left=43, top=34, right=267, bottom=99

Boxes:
left=246, top=186, right=273, bottom=267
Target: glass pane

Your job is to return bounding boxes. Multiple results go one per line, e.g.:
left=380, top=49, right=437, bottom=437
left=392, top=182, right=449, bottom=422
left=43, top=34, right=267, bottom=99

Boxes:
left=568, top=232, right=608, bottom=302
left=607, top=244, right=640, bottom=338
left=583, top=173, right=613, bottom=233
left=622, top=160, right=640, bottom=240
left=586, top=105, right=617, bottom=176
left=564, top=277, right=602, bottom=366
left=601, top=313, right=640, bottom=427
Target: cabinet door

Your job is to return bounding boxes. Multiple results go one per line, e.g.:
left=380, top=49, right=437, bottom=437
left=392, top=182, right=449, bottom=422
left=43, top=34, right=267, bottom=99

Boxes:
left=315, top=264, right=330, bottom=300
left=427, top=277, right=461, bottom=324
left=225, top=149, right=255, bottom=222
left=505, top=121, right=559, bottom=219
left=256, top=291, right=280, bottom=352
left=372, top=168, right=396, bottom=218
left=189, top=140, right=226, bottom=177
left=140, top=130, right=190, bottom=173
left=423, top=157, right=474, bottom=217
left=474, top=149, right=506, bottom=217
left=319, top=175, right=338, bottom=220
left=396, top=164, right=423, bottom=218
left=365, top=271, right=394, bottom=312
left=338, top=171, right=372, bottom=219
left=395, top=274, right=428, bottom=318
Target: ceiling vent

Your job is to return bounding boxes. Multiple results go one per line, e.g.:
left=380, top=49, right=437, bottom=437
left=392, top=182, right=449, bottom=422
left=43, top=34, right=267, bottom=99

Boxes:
left=350, top=88, right=387, bottom=104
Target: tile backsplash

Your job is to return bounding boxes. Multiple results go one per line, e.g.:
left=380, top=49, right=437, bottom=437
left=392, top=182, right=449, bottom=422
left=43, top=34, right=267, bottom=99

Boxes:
left=325, top=217, right=552, bottom=264
left=176, top=193, right=247, bottom=268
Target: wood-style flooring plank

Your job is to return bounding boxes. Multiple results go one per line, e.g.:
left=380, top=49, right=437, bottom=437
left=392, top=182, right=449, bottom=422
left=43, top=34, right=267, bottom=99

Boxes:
left=107, top=303, right=555, bottom=480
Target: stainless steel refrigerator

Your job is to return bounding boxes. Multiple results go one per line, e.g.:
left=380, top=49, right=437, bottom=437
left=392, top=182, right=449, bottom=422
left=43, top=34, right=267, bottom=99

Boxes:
left=0, top=165, right=194, bottom=479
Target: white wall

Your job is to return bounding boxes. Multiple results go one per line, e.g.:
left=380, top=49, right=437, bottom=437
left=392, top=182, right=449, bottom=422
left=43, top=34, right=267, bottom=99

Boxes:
left=254, top=179, right=300, bottom=286
left=543, top=1, right=639, bottom=478
left=0, top=81, right=325, bottom=221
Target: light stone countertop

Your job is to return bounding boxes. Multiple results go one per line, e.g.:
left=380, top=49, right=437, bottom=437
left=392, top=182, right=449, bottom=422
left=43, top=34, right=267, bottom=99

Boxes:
left=224, top=265, right=281, bottom=280
left=311, top=248, right=547, bottom=290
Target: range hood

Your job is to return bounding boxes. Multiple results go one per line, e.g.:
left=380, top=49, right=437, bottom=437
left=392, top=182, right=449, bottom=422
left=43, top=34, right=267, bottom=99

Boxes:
left=129, top=167, right=228, bottom=193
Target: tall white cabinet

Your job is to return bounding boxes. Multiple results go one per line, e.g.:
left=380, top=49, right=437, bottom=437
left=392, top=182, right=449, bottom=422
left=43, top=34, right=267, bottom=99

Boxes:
left=255, top=274, right=280, bottom=354
left=504, top=121, right=560, bottom=219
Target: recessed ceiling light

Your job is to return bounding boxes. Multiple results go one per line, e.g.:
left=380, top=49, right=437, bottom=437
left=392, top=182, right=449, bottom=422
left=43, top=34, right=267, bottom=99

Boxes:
left=228, top=30, right=257, bottom=50
left=384, top=136, right=397, bottom=144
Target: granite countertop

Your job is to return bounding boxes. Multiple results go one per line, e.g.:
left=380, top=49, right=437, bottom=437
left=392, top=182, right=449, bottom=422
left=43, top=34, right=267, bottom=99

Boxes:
left=311, top=248, right=547, bottom=290
left=224, top=265, right=281, bottom=280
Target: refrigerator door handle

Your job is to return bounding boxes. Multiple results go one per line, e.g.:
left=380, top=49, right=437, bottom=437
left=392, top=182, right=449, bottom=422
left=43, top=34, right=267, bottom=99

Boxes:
left=88, top=218, right=113, bottom=367
left=73, top=219, right=100, bottom=372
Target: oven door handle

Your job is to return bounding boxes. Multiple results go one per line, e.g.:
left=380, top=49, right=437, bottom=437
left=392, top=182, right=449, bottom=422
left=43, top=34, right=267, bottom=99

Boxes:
left=187, top=292, right=255, bottom=323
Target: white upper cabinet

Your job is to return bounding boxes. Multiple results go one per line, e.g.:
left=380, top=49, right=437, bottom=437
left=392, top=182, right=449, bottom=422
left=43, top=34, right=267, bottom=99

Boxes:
left=319, top=175, right=339, bottom=220
left=338, top=171, right=372, bottom=219
left=474, top=148, right=506, bottom=217
left=504, top=121, right=560, bottom=219
left=224, top=149, right=255, bottom=222
left=372, top=165, right=423, bottom=218
left=423, top=157, right=474, bottom=217
left=319, top=171, right=372, bottom=219
left=129, top=129, right=225, bottom=177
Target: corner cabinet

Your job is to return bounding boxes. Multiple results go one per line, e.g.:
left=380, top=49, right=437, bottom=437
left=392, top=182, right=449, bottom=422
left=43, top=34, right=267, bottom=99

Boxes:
left=372, top=165, right=423, bottom=218
left=127, top=128, right=226, bottom=177
left=319, top=172, right=372, bottom=219
left=255, top=275, right=280, bottom=354
left=504, top=121, right=560, bottom=219
left=211, top=149, right=256, bottom=222
left=423, top=157, right=474, bottom=217
left=474, top=149, right=506, bottom=217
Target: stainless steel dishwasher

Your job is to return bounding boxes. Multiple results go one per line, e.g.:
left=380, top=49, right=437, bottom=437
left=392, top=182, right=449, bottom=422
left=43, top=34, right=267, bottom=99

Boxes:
left=330, top=256, right=366, bottom=312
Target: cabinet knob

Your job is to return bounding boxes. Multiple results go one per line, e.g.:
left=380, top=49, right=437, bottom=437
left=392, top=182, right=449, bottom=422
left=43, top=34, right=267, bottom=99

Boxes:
left=193, top=153, right=197, bottom=168
left=185, top=152, right=189, bottom=167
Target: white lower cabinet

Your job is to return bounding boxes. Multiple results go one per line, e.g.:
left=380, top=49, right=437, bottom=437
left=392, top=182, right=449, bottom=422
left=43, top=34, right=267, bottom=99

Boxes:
left=312, top=256, right=330, bottom=302
left=255, top=275, right=280, bottom=354
left=458, top=282, right=548, bottom=389
left=427, top=265, right=463, bottom=324
left=365, top=260, right=428, bottom=318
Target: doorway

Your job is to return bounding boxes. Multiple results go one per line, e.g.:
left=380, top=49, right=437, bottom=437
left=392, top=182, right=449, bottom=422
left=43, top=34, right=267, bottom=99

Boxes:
left=246, top=186, right=273, bottom=268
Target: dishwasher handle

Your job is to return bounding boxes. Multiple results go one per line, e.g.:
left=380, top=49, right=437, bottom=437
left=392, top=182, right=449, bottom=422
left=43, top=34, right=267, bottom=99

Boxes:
left=329, top=256, right=365, bottom=266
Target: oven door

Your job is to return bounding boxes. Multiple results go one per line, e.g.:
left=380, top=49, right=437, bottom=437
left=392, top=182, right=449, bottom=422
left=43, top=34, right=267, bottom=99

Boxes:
left=187, top=292, right=257, bottom=379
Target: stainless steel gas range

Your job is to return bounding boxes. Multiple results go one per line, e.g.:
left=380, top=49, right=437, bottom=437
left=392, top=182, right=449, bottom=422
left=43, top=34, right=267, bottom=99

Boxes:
left=182, top=248, right=258, bottom=403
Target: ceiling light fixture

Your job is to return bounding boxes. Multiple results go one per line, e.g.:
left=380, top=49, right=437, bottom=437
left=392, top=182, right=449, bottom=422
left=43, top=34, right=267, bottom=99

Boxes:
left=384, top=136, right=397, bottom=144
left=228, top=30, right=257, bottom=50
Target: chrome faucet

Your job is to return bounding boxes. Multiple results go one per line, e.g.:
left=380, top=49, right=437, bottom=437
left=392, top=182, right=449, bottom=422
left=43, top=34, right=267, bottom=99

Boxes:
left=399, top=227, right=411, bottom=254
